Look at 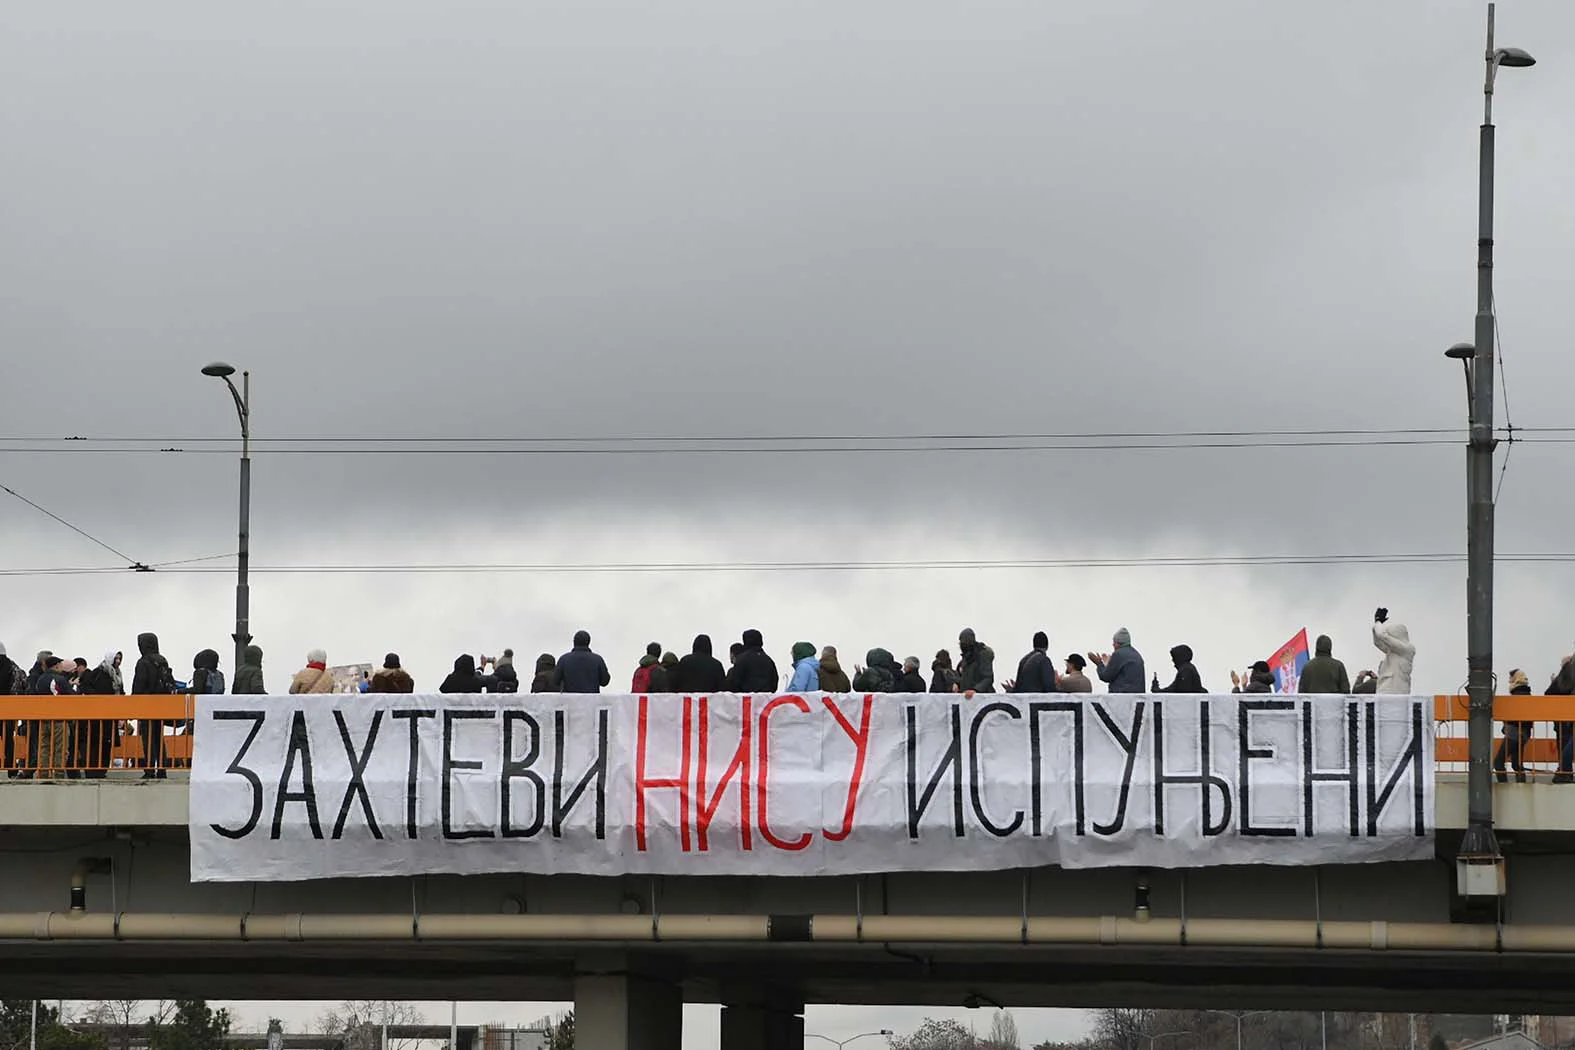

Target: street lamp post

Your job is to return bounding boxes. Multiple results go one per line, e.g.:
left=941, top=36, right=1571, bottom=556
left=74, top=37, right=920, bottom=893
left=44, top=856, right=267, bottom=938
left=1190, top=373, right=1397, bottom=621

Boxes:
left=1204, top=1010, right=1271, bottom=1050
left=1146, top=1031, right=1199, bottom=1050
left=202, top=362, right=251, bottom=679
left=805, top=1031, right=894, bottom=1050
left=1454, top=2, right=1535, bottom=882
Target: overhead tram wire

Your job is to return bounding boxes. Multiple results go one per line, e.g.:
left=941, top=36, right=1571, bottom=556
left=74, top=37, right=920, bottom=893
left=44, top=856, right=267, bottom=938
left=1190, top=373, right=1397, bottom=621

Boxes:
left=0, top=481, right=153, bottom=571
left=7, top=550, right=1575, bottom=578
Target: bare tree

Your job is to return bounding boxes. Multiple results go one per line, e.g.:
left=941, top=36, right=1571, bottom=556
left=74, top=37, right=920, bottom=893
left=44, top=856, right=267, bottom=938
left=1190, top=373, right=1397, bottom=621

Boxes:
left=317, top=1003, right=427, bottom=1050
left=985, top=1012, right=1022, bottom=1050
left=1093, top=1010, right=1157, bottom=1050
left=891, top=1019, right=978, bottom=1050
left=82, top=1002, right=174, bottom=1050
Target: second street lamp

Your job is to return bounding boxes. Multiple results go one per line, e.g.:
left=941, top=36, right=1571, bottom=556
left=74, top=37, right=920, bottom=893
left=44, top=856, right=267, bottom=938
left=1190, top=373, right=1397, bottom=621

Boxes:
left=202, top=362, right=251, bottom=679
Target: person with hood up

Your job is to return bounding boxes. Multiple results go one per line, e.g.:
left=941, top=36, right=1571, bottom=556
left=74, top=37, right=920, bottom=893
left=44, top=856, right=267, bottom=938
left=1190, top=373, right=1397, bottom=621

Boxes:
left=1007, top=632, right=1057, bottom=693
left=1230, top=661, right=1277, bottom=694
left=0, top=643, right=21, bottom=777
left=1298, top=635, right=1351, bottom=694
left=1494, top=669, right=1534, bottom=784
left=673, top=635, right=726, bottom=693
left=930, top=650, right=959, bottom=694
left=660, top=651, right=680, bottom=689
left=76, top=651, right=121, bottom=777
left=1089, top=629, right=1145, bottom=694
left=232, top=645, right=266, bottom=694
left=1352, top=670, right=1378, bottom=694
left=725, top=629, right=779, bottom=692
left=1371, top=608, right=1415, bottom=694
left=787, top=642, right=820, bottom=692
left=555, top=630, right=611, bottom=694
left=818, top=646, right=852, bottom=693
left=852, top=648, right=897, bottom=692
left=1545, top=654, right=1575, bottom=783
left=894, top=656, right=926, bottom=693
left=190, top=649, right=225, bottom=696
left=1058, top=654, right=1093, bottom=693
left=632, top=642, right=664, bottom=693
left=492, top=650, right=520, bottom=693
left=289, top=649, right=335, bottom=695
left=440, top=654, right=499, bottom=693
left=371, top=653, right=415, bottom=693
left=957, top=629, right=995, bottom=694
left=530, top=654, right=557, bottom=693
left=131, top=633, right=176, bottom=778
left=1152, top=644, right=1205, bottom=693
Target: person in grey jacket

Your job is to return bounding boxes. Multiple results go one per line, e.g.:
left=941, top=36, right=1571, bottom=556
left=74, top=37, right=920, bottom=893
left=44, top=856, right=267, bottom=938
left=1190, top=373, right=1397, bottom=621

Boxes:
left=1088, top=628, right=1145, bottom=693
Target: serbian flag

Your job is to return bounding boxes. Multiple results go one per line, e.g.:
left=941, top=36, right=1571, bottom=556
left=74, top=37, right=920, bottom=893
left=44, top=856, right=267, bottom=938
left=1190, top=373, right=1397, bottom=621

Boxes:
left=1269, top=628, right=1311, bottom=694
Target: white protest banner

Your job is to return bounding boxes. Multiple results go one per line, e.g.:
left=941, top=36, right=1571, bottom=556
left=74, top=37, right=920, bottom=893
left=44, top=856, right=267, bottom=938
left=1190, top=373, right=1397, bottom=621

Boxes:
left=189, top=693, right=1434, bottom=882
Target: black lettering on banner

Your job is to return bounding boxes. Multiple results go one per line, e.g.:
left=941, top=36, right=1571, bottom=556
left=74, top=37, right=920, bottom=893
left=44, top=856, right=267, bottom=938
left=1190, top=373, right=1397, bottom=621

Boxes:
left=1238, top=700, right=1295, bottom=837
left=1302, top=700, right=1360, bottom=837
left=208, top=710, right=266, bottom=839
left=270, top=710, right=323, bottom=840
left=553, top=708, right=608, bottom=839
left=1029, top=701, right=1084, bottom=836
left=443, top=709, right=497, bottom=840
left=332, top=709, right=385, bottom=840
left=1090, top=701, right=1145, bottom=835
left=391, top=708, right=435, bottom=839
left=1365, top=698, right=1427, bottom=837
left=501, top=710, right=545, bottom=839
left=967, top=702, right=1024, bottom=837
left=906, top=703, right=964, bottom=838
left=1152, top=700, right=1232, bottom=837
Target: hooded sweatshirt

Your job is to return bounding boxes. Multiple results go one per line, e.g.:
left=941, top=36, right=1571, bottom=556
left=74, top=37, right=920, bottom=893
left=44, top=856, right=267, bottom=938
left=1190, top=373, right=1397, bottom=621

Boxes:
left=1372, top=622, right=1415, bottom=694
left=674, top=635, right=727, bottom=693
left=818, top=650, right=852, bottom=693
left=852, top=649, right=897, bottom=693
left=233, top=645, right=266, bottom=694
left=131, top=633, right=176, bottom=694
left=1298, top=635, right=1351, bottom=694
left=1154, top=644, right=1205, bottom=693
left=788, top=642, right=820, bottom=692
left=189, top=649, right=225, bottom=695
left=440, top=654, right=497, bottom=694
left=78, top=651, right=120, bottom=696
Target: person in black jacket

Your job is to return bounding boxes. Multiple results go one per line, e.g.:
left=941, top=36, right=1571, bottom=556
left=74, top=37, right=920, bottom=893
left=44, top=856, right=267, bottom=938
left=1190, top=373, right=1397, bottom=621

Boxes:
left=674, top=635, right=727, bottom=693
left=894, top=656, right=926, bottom=693
left=929, top=650, right=958, bottom=694
left=77, top=651, right=121, bottom=777
left=530, top=654, right=556, bottom=693
left=492, top=650, right=520, bottom=693
left=1495, top=669, right=1534, bottom=783
left=1007, top=632, right=1058, bottom=693
left=555, top=631, right=611, bottom=694
left=725, top=629, right=778, bottom=692
left=1, top=643, right=20, bottom=778
left=1152, top=644, right=1206, bottom=693
left=1547, top=656, right=1575, bottom=783
left=440, top=654, right=498, bottom=693
left=131, top=633, right=175, bottom=779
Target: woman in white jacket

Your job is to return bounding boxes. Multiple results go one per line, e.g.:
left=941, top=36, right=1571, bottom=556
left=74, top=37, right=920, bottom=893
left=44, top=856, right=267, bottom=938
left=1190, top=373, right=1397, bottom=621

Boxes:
left=1372, top=607, right=1415, bottom=694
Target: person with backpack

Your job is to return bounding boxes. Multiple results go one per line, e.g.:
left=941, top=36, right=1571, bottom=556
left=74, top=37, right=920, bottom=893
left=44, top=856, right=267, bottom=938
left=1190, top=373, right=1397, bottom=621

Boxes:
left=632, top=642, right=663, bottom=693
left=190, top=649, right=226, bottom=695
left=131, top=633, right=177, bottom=779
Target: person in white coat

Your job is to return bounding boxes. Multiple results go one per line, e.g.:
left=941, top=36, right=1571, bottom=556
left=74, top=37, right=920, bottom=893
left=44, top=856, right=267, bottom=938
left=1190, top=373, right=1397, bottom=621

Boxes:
left=1372, top=607, right=1415, bottom=694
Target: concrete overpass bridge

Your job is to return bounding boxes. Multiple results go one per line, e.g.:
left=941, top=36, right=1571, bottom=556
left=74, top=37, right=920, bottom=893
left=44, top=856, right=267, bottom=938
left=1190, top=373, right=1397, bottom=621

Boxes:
left=5, top=694, right=1575, bottom=1050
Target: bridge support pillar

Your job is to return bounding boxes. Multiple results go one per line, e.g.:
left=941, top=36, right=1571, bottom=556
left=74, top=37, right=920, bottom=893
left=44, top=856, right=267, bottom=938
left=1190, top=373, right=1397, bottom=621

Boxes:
left=573, top=972, right=682, bottom=1050
left=719, top=1002, right=804, bottom=1050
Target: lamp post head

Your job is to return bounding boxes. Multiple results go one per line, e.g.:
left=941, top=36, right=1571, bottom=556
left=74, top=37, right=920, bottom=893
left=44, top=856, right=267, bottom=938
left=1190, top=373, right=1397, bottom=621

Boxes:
left=1446, top=342, right=1476, bottom=361
left=1495, top=47, right=1536, bottom=68
left=201, top=362, right=237, bottom=378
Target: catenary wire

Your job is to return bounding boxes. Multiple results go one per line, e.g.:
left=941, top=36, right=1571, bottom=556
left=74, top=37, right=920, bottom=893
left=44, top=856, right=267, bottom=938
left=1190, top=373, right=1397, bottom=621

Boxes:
left=0, top=481, right=150, bottom=570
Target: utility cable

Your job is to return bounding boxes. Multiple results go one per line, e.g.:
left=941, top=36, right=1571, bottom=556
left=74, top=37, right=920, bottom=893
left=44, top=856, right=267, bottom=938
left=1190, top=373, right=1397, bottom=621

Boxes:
left=0, top=482, right=151, bottom=571
left=1492, top=292, right=1515, bottom=505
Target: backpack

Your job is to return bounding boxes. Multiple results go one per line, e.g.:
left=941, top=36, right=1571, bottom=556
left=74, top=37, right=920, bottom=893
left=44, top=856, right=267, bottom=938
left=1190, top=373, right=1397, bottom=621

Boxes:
left=194, top=668, right=225, bottom=695
left=632, top=664, right=655, bottom=694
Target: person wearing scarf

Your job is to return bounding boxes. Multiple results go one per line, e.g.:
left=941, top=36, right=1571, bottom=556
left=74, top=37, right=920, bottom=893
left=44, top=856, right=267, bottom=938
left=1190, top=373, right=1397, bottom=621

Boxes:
left=289, top=649, right=335, bottom=694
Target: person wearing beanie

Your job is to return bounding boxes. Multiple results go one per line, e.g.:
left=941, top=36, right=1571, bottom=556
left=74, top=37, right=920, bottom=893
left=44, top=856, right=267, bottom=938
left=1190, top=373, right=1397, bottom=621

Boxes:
left=930, top=650, right=959, bottom=694
left=894, top=656, right=926, bottom=693
left=492, top=649, right=520, bottom=694
left=371, top=653, right=415, bottom=693
left=1058, top=653, right=1093, bottom=693
left=787, top=642, right=820, bottom=692
left=726, top=629, right=779, bottom=692
left=956, top=628, right=995, bottom=694
left=1495, top=668, right=1534, bottom=783
left=1231, top=660, right=1276, bottom=694
left=1008, top=631, right=1057, bottom=693
left=530, top=653, right=557, bottom=693
left=632, top=642, right=664, bottom=693
left=1088, top=628, right=1145, bottom=694
left=817, top=646, right=852, bottom=693
left=555, top=630, right=611, bottom=694
left=673, top=635, right=726, bottom=693
left=1152, top=644, right=1205, bottom=694
left=289, top=649, right=334, bottom=695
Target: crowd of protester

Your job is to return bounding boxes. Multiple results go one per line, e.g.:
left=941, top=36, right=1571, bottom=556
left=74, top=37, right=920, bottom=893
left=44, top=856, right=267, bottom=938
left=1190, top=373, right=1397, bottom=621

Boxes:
left=0, top=605, right=1568, bottom=780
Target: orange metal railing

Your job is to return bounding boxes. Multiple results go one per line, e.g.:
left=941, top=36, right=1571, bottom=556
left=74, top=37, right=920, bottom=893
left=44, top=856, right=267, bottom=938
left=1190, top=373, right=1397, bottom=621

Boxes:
left=3, top=693, right=1574, bottom=781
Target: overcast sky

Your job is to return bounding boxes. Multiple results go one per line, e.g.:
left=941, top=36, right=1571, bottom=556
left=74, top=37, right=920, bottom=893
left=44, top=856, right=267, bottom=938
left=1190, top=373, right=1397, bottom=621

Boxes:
left=5, top=0, right=1573, bottom=1040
